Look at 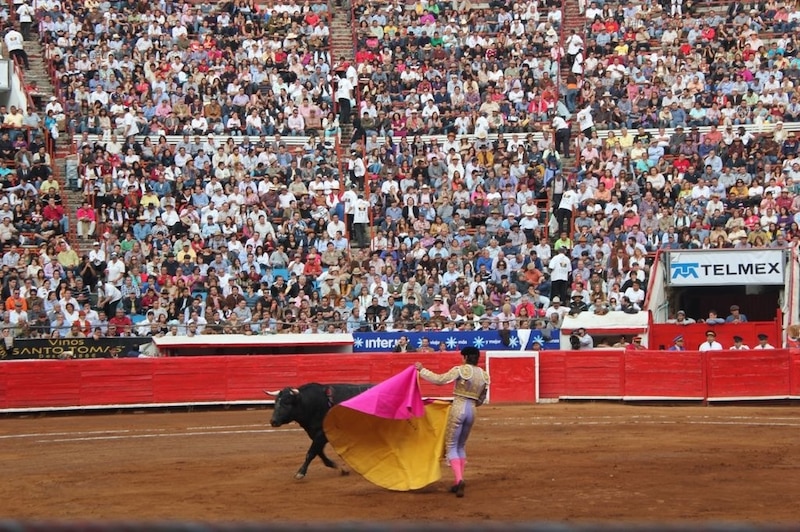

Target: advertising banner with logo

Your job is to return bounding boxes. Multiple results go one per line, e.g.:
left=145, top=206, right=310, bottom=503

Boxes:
left=0, top=337, right=152, bottom=360
left=353, top=329, right=559, bottom=353
left=668, top=249, right=786, bottom=286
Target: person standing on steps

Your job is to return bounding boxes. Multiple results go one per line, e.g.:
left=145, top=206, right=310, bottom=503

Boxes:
left=335, top=71, right=353, bottom=124
left=16, top=2, right=34, bottom=41
left=553, top=114, right=571, bottom=157
left=415, top=346, right=489, bottom=498
left=5, top=25, right=28, bottom=70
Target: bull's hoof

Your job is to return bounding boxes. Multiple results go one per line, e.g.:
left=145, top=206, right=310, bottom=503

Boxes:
left=339, top=468, right=350, bottom=476
left=455, top=481, right=465, bottom=498
left=294, top=472, right=306, bottom=480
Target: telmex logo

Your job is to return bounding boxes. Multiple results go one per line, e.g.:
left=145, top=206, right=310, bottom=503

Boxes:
left=671, top=262, right=699, bottom=279
left=671, top=261, right=781, bottom=279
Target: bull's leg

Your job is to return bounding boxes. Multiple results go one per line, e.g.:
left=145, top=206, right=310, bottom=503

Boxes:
left=295, top=434, right=327, bottom=480
left=320, top=447, right=350, bottom=476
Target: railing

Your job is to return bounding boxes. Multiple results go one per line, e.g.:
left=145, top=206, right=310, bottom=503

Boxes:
left=352, top=0, right=362, bottom=119
left=643, top=248, right=663, bottom=311
left=555, top=0, right=568, bottom=109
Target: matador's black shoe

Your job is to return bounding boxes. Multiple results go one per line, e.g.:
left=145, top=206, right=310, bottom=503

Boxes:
left=455, top=481, right=465, bottom=498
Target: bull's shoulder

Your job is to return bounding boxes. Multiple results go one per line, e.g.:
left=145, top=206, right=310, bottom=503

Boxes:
left=327, top=383, right=373, bottom=403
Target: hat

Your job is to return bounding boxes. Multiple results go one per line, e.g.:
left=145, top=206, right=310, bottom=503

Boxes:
left=677, top=310, right=685, bottom=316
left=551, top=296, right=561, bottom=304
left=352, top=267, right=362, bottom=275
left=730, top=305, right=739, bottom=311
left=434, top=294, right=442, bottom=301
left=706, top=330, right=716, bottom=337
left=110, top=252, right=118, bottom=257
left=92, top=242, right=100, bottom=246
left=571, top=293, right=583, bottom=299
left=673, top=335, right=683, bottom=343
left=733, top=335, right=743, bottom=342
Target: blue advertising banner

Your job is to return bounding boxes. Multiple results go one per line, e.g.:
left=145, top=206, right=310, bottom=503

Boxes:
left=353, top=329, right=560, bottom=353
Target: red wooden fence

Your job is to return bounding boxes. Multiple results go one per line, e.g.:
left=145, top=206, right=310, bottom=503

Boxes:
left=2, top=350, right=800, bottom=410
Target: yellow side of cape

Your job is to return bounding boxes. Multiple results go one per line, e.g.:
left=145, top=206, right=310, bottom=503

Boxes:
left=323, top=401, right=451, bottom=491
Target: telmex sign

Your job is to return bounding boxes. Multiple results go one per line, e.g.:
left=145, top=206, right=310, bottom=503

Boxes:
left=668, top=249, right=786, bottom=286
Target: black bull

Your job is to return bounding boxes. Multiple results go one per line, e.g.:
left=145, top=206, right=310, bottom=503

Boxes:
left=266, top=383, right=372, bottom=479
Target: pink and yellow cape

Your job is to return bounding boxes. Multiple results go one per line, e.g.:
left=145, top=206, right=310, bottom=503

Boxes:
left=323, top=365, right=451, bottom=491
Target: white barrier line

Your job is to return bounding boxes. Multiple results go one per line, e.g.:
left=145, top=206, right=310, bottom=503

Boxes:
left=486, top=419, right=800, bottom=427
left=0, top=424, right=269, bottom=441
left=38, top=427, right=303, bottom=443
left=24, top=416, right=800, bottom=445
left=0, top=429, right=140, bottom=440
left=186, top=424, right=266, bottom=430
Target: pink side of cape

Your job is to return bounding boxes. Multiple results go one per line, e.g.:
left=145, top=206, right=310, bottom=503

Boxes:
left=339, top=365, right=425, bottom=420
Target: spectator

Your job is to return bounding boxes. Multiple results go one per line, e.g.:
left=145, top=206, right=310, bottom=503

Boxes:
left=726, top=305, right=748, bottom=323
left=699, top=330, right=723, bottom=352
left=729, top=335, right=750, bottom=350
left=753, top=334, right=775, bottom=350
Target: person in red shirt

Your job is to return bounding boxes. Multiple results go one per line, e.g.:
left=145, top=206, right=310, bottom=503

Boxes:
left=626, top=336, right=646, bottom=351
left=73, top=310, right=92, bottom=336
left=302, top=248, right=323, bottom=277
left=43, top=197, right=66, bottom=234
left=108, top=306, right=133, bottom=330
left=76, top=200, right=96, bottom=239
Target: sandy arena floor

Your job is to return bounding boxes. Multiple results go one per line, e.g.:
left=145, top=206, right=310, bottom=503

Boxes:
left=1, top=403, right=799, bottom=522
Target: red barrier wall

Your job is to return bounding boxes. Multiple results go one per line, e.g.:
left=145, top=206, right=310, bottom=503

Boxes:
left=2, top=350, right=800, bottom=410
left=0, top=353, right=463, bottom=410
left=486, top=354, right=538, bottom=403
left=649, top=321, right=781, bottom=351
left=624, top=351, right=706, bottom=399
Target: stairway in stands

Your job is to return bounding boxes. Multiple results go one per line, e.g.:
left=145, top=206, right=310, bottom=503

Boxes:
left=23, top=38, right=83, bottom=252
left=329, top=6, right=354, bottom=145
left=559, top=0, right=584, bottom=87
left=559, top=0, right=584, bottom=166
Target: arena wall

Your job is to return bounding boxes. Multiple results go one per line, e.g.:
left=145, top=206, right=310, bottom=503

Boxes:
left=2, top=350, right=800, bottom=411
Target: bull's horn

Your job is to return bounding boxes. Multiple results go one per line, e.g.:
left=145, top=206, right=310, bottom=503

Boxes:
left=264, top=390, right=281, bottom=396
left=290, top=388, right=299, bottom=395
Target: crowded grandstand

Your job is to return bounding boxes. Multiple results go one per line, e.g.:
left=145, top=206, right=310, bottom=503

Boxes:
left=0, top=0, right=797, bottom=347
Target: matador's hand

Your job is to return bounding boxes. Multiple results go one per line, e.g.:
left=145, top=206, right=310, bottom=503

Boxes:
left=414, top=362, right=423, bottom=371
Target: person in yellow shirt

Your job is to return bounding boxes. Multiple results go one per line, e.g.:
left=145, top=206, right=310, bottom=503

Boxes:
left=3, top=106, right=23, bottom=128
left=617, top=126, right=634, bottom=150
left=176, top=242, right=197, bottom=262
left=39, top=175, right=60, bottom=194
left=141, top=188, right=160, bottom=208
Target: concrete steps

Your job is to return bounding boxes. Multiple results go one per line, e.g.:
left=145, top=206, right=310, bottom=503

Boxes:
left=330, top=9, right=356, bottom=146
left=23, top=37, right=80, bottom=248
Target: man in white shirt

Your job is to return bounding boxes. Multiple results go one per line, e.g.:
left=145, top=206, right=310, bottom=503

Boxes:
left=335, top=73, right=353, bottom=123
left=548, top=247, right=572, bottom=302
left=753, top=334, right=775, bottom=350
left=5, top=26, right=28, bottom=69
left=729, top=335, right=750, bottom=350
left=287, top=108, right=305, bottom=135
left=556, top=186, right=579, bottom=235
left=348, top=151, right=366, bottom=188
left=121, top=107, right=139, bottom=138
left=576, top=104, right=594, bottom=135
left=16, top=2, right=34, bottom=40
left=698, top=330, right=723, bottom=351
left=326, top=213, right=346, bottom=240
left=353, top=194, right=370, bottom=248
left=553, top=115, right=571, bottom=156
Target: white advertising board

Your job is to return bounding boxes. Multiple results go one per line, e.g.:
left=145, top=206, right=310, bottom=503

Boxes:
left=668, top=249, right=785, bottom=286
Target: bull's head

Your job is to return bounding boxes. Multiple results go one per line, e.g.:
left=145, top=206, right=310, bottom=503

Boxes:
left=266, top=387, right=300, bottom=427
